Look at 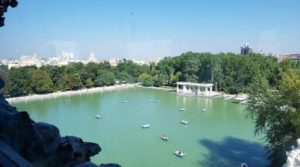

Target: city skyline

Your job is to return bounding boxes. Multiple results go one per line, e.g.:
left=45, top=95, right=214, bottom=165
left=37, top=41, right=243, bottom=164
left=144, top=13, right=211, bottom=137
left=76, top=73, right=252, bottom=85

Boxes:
left=0, top=0, right=300, bottom=59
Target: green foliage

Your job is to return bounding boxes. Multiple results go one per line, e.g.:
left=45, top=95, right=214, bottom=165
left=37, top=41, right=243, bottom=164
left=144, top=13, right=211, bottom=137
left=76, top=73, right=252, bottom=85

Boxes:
left=1, top=59, right=150, bottom=97
left=94, top=70, right=115, bottom=86
left=64, top=73, right=83, bottom=90
left=31, top=70, right=54, bottom=94
left=8, top=66, right=36, bottom=96
left=115, top=59, right=148, bottom=82
left=138, top=73, right=154, bottom=87
left=84, top=62, right=99, bottom=81
left=170, top=72, right=182, bottom=86
left=248, top=71, right=300, bottom=166
left=156, top=52, right=281, bottom=94
left=1, top=51, right=293, bottom=98
left=153, top=75, right=164, bottom=87
left=85, top=78, right=94, bottom=88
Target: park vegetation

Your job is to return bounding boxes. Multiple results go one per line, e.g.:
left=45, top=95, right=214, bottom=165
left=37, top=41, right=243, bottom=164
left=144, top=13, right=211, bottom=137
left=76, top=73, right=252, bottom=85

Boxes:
left=248, top=67, right=300, bottom=166
left=0, top=52, right=299, bottom=98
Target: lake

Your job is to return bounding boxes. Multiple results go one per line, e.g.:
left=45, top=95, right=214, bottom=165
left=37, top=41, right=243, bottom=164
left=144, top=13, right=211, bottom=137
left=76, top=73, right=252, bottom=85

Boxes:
left=13, top=87, right=269, bottom=167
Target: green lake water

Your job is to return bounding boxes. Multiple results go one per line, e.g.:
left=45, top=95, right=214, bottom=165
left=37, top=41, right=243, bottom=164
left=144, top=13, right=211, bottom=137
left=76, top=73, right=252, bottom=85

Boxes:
left=13, top=87, right=269, bottom=167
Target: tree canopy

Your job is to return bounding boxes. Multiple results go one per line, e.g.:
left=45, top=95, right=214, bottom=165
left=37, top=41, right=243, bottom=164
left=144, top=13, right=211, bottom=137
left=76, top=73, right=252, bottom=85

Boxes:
left=248, top=71, right=300, bottom=166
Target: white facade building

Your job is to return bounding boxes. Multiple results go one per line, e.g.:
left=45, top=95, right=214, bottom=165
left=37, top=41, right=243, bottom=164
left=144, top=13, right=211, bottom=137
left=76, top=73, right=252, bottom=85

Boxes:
left=176, top=82, right=215, bottom=96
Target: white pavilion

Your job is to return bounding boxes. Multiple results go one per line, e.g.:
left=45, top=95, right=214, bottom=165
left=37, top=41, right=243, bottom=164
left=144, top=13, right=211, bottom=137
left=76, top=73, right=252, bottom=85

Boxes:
left=176, top=82, right=214, bottom=96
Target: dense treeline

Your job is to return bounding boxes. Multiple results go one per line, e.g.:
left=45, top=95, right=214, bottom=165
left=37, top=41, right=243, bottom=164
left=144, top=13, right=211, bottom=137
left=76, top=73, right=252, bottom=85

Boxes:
left=0, top=52, right=299, bottom=97
left=0, top=60, right=150, bottom=97
left=154, top=52, right=299, bottom=93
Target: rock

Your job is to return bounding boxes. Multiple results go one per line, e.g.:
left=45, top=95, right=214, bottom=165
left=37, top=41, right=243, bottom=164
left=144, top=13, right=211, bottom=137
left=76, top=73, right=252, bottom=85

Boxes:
left=76, top=162, right=98, bottom=167
left=33, top=122, right=61, bottom=147
left=0, top=78, right=4, bottom=89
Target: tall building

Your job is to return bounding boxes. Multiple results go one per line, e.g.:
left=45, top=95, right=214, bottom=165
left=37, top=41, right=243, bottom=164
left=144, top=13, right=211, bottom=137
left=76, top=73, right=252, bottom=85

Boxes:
left=240, top=43, right=253, bottom=55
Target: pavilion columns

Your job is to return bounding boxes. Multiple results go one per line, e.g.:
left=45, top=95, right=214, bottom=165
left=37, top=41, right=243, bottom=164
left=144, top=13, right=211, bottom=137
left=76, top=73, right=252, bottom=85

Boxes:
left=182, top=85, right=187, bottom=94
left=176, top=84, right=179, bottom=93
left=204, top=87, right=208, bottom=96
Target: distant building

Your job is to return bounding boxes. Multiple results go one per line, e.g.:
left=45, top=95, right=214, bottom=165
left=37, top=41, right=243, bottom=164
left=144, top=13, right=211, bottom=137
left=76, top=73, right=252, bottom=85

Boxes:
left=240, top=43, right=253, bottom=55
left=276, top=53, right=300, bottom=62
left=108, top=58, right=121, bottom=67
left=87, top=52, right=99, bottom=63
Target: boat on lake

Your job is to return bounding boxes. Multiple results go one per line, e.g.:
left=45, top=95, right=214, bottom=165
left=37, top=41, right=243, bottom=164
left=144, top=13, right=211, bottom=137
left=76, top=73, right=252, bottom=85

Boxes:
left=160, top=135, right=169, bottom=141
left=96, top=114, right=102, bottom=119
left=180, top=108, right=185, bottom=111
left=181, top=120, right=188, bottom=124
left=142, top=124, right=151, bottom=128
left=147, top=99, right=155, bottom=102
left=174, top=150, right=185, bottom=157
left=202, top=108, right=207, bottom=112
left=241, top=162, right=248, bottom=167
left=157, top=100, right=164, bottom=103
left=122, top=100, right=128, bottom=103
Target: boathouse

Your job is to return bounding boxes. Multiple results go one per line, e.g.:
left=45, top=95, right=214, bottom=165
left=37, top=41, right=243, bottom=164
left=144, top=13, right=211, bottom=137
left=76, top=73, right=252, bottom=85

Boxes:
left=176, top=82, right=214, bottom=96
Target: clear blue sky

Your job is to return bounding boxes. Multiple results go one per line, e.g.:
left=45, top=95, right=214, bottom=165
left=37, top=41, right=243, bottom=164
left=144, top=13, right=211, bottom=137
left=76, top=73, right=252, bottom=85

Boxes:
left=0, top=0, right=300, bottom=60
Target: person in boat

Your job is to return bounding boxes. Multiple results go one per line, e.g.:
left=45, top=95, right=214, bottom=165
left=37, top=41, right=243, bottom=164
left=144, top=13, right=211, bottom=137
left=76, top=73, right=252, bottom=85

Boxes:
left=175, top=150, right=182, bottom=154
left=241, top=162, right=248, bottom=167
left=161, top=135, right=168, bottom=140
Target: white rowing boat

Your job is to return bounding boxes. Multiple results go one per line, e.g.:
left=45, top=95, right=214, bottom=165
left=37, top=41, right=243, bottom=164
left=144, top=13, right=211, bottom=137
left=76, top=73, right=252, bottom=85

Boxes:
left=142, top=124, right=151, bottom=128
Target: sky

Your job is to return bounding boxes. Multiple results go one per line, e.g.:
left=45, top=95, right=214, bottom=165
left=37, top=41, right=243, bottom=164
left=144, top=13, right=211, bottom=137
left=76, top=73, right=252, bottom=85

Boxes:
left=0, top=0, right=300, bottom=60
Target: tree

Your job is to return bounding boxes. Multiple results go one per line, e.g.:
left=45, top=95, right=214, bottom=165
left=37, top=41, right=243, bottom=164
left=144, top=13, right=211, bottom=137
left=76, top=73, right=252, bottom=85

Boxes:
left=64, top=73, right=83, bottom=90
left=170, top=72, right=182, bottom=86
left=115, top=71, right=132, bottom=83
left=94, top=70, right=115, bottom=87
left=138, top=73, right=154, bottom=87
left=247, top=71, right=300, bottom=166
left=31, top=69, right=54, bottom=94
left=8, top=66, right=35, bottom=96
left=153, top=75, right=164, bottom=87
left=85, top=78, right=94, bottom=88
left=84, top=62, right=99, bottom=81
left=40, top=65, right=64, bottom=90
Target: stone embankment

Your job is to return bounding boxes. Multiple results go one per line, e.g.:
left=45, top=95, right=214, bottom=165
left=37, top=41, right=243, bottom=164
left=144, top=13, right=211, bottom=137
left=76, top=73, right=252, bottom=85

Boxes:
left=7, top=84, right=138, bottom=103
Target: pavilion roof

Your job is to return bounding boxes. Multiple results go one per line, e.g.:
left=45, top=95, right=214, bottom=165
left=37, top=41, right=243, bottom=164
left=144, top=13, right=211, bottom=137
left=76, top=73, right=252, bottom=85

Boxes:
left=176, top=82, right=213, bottom=87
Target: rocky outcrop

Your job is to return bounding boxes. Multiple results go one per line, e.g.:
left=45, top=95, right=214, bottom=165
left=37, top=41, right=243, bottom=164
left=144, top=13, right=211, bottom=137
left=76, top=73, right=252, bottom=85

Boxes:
left=0, top=79, right=121, bottom=167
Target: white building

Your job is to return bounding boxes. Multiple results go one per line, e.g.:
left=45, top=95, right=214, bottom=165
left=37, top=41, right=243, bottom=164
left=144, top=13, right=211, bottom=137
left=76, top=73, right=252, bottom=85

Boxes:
left=87, top=52, right=99, bottom=63
left=176, top=82, right=215, bottom=97
left=109, top=58, right=121, bottom=67
left=7, top=60, right=19, bottom=69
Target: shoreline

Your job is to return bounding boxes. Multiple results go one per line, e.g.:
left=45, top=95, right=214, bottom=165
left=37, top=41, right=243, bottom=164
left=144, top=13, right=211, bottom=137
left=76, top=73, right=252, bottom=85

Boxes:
left=7, top=83, right=138, bottom=103
left=6, top=83, right=249, bottom=104
left=136, top=85, right=176, bottom=91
